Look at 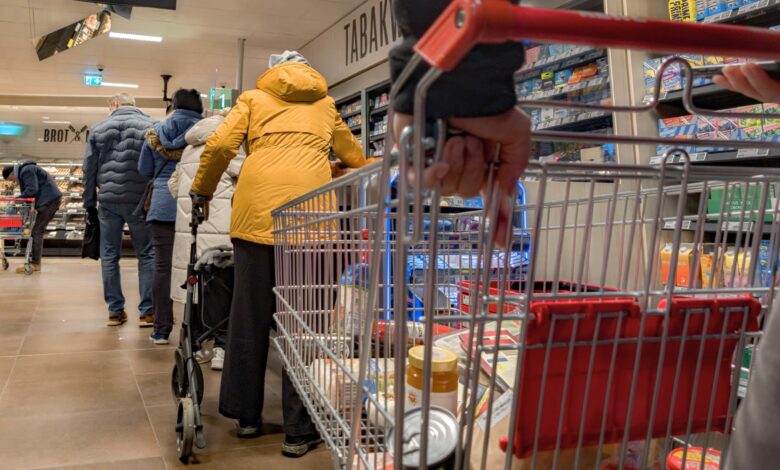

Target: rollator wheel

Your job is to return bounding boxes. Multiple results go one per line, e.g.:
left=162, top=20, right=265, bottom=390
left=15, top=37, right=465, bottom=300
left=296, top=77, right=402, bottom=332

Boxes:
left=1, top=259, right=8, bottom=270
left=23, top=264, right=33, bottom=275
left=176, top=397, right=195, bottom=463
left=171, top=350, right=187, bottom=403
left=171, top=350, right=205, bottom=405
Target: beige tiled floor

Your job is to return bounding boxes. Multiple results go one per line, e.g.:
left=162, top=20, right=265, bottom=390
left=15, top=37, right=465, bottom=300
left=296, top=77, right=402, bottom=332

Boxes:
left=0, top=259, right=327, bottom=469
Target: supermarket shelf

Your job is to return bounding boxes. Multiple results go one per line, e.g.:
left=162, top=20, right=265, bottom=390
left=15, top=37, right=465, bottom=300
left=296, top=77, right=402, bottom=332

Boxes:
left=652, top=83, right=760, bottom=111
left=54, top=176, right=81, bottom=182
left=650, top=148, right=780, bottom=166
left=533, top=111, right=612, bottom=132
left=516, top=48, right=606, bottom=81
left=340, top=109, right=362, bottom=119
left=349, top=125, right=362, bottom=132
left=663, top=218, right=774, bottom=235
left=702, top=0, right=780, bottom=26
left=370, top=105, right=389, bottom=116
left=525, top=76, right=609, bottom=101
left=369, top=133, right=387, bottom=142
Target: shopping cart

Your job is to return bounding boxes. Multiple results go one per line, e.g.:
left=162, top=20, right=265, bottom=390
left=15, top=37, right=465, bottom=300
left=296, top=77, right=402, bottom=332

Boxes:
left=272, top=2, right=780, bottom=469
left=0, top=197, right=37, bottom=275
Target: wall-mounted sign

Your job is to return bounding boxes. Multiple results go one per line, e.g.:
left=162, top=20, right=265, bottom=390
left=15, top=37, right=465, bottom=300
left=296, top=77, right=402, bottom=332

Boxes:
left=41, top=125, right=90, bottom=144
left=301, top=0, right=403, bottom=84
left=209, top=88, right=238, bottom=111
left=83, top=73, right=103, bottom=87
left=0, top=122, right=28, bottom=137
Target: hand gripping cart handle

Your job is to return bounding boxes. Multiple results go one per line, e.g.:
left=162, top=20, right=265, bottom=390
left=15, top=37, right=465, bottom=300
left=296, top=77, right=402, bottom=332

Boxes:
left=370, top=3, right=780, bottom=470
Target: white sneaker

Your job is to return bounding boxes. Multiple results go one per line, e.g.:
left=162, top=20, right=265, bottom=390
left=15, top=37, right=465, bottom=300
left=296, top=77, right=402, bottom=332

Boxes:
left=195, top=349, right=212, bottom=364
left=211, top=347, right=225, bottom=371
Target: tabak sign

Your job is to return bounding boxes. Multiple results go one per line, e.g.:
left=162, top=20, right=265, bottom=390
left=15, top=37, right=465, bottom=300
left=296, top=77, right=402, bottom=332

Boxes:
left=302, top=0, right=403, bottom=84
left=342, top=0, right=402, bottom=67
left=41, top=125, right=90, bottom=144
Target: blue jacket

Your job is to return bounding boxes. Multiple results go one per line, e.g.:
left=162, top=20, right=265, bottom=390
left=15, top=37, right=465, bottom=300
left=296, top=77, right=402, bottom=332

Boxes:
left=82, top=107, right=157, bottom=208
left=138, top=109, right=202, bottom=222
left=14, top=161, right=62, bottom=208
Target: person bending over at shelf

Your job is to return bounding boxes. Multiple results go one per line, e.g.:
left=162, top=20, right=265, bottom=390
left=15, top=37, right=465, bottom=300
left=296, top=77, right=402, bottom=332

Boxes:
left=390, top=0, right=531, bottom=247
left=190, top=50, right=367, bottom=455
left=710, top=63, right=780, bottom=470
left=83, top=93, right=157, bottom=328
left=138, top=89, right=203, bottom=346
left=2, top=162, right=62, bottom=273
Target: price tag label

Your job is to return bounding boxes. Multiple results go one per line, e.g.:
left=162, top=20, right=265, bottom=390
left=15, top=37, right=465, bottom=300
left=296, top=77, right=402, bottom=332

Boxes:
left=664, top=221, right=675, bottom=230
left=650, top=157, right=662, bottom=165
left=683, top=220, right=693, bottom=230
left=739, top=0, right=770, bottom=15
left=689, top=153, right=707, bottom=161
left=704, top=11, right=731, bottom=22
left=737, top=148, right=771, bottom=158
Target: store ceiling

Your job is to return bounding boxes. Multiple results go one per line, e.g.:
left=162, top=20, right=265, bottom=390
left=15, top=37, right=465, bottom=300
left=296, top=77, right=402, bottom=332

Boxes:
left=0, top=0, right=364, bottom=101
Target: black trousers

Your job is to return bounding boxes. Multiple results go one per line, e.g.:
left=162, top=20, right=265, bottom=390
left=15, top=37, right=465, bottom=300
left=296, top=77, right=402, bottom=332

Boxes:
left=31, top=197, right=61, bottom=264
left=151, top=222, right=175, bottom=336
left=219, top=239, right=316, bottom=437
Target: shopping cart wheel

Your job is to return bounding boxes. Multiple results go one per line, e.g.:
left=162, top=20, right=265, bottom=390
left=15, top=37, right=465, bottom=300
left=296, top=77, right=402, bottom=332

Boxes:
left=176, top=397, right=195, bottom=463
left=23, top=264, right=33, bottom=275
left=1, top=259, right=8, bottom=271
left=171, top=350, right=204, bottom=405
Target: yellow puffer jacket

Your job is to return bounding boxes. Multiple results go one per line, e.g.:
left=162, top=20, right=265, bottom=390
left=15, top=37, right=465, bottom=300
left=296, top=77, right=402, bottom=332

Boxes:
left=191, top=62, right=366, bottom=245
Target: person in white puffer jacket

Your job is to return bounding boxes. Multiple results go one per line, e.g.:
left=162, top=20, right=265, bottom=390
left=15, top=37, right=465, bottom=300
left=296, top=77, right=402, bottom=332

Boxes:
left=168, top=112, right=246, bottom=370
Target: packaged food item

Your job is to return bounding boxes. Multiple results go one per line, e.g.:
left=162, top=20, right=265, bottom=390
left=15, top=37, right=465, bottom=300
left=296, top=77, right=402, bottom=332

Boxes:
left=405, top=346, right=458, bottom=415
left=644, top=58, right=663, bottom=95
left=658, top=116, right=698, bottom=155
left=737, top=344, right=754, bottom=398
left=554, top=69, right=573, bottom=88
left=661, top=243, right=674, bottom=285
left=669, top=0, right=697, bottom=21
left=541, top=70, right=555, bottom=89
left=334, top=263, right=370, bottom=335
left=756, top=240, right=774, bottom=287
left=676, top=244, right=697, bottom=287
left=666, top=446, right=720, bottom=470
left=700, top=249, right=720, bottom=288
left=387, top=407, right=458, bottom=470
left=763, top=103, right=780, bottom=138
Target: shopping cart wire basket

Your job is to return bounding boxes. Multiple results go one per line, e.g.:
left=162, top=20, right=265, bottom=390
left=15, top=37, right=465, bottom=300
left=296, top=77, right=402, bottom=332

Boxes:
left=0, top=197, right=37, bottom=274
left=272, top=2, right=780, bottom=469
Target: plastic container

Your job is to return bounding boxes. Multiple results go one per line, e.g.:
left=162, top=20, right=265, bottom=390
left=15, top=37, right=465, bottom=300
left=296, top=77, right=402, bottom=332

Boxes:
left=405, top=346, right=458, bottom=415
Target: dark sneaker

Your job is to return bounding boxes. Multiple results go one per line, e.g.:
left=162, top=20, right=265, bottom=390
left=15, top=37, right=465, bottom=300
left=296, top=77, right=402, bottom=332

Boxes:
left=107, top=311, right=128, bottom=326
left=237, top=420, right=262, bottom=439
left=282, top=434, right=322, bottom=458
left=149, top=332, right=169, bottom=345
left=139, top=314, right=154, bottom=328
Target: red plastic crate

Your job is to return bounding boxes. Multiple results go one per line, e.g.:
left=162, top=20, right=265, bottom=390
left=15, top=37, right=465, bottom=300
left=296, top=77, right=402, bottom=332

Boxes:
left=0, top=216, right=23, bottom=229
left=499, top=295, right=761, bottom=458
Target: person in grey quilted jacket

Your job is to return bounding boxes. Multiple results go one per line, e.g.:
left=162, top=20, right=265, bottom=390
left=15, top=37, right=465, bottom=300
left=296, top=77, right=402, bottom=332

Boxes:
left=82, top=93, right=157, bottom=328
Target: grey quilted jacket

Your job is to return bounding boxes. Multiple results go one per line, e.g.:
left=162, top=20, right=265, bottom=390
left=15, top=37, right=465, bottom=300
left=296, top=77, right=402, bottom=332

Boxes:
left=82, top=107, right=157, bottom=208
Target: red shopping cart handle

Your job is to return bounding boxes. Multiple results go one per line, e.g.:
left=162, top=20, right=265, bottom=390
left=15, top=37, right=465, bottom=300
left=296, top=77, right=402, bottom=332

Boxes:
left=0, top=197, right=35, bottom=202
left=416, top=0, right=780, bottom=72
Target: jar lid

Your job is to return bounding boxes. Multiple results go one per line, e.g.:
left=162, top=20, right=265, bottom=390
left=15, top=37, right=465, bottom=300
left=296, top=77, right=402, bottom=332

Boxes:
left=408, top=346, right=457, bottom=373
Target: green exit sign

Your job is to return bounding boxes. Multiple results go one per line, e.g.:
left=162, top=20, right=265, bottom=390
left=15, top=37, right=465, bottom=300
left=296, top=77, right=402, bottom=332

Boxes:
left=83, top=74, right=103, bottom=87
left=210, top=88, right=238, bottom=110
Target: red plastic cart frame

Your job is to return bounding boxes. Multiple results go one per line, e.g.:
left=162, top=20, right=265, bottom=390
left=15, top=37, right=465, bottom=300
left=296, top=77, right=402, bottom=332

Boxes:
left=415, top=0, right=780, bottom=72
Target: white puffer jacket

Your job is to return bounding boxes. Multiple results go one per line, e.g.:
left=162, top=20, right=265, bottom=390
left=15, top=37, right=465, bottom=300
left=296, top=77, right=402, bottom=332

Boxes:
left=169, top=115, right=246, bottom=303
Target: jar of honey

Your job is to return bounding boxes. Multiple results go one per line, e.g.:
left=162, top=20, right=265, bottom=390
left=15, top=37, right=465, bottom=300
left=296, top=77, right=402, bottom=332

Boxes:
left=405, top=346, right=458, bottom=416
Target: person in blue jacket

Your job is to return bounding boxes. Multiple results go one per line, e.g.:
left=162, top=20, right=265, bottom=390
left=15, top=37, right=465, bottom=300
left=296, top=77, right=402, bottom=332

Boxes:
left=139, top=89, right=203, bottom=344
left=2, top=161, right=63, bottom=273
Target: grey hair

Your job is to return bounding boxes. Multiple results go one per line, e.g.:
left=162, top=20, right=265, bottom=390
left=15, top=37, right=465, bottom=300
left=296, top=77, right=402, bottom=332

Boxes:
left=107, top=93, right=135, bottom=107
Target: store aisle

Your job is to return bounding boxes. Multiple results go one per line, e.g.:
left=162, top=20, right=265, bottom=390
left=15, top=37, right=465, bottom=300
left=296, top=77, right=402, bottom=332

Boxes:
left=0, top=259, right=326, bottom=469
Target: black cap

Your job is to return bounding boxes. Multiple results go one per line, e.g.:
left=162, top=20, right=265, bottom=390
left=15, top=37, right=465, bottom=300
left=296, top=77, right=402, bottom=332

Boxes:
left=2, top=165, right=13, bottom=180
left=172, top=89, right=203, bottom=114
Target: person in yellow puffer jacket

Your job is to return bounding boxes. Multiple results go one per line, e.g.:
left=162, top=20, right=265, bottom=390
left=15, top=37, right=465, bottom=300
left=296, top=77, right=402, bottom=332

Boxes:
left=191, top=50, right=367, bottom=456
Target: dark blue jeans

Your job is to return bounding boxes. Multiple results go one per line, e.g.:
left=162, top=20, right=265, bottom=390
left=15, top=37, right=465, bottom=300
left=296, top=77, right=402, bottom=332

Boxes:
left=98, top=202, right=154, bottom=316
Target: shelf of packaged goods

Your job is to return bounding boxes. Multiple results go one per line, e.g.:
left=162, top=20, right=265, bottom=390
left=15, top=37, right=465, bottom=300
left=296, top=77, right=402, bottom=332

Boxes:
left=516, top=48, right=606, bottom=82
left=369, top=133, right=387, bottom=142
left=349, top=125, right=362, bottom=133
left=340, top=108, right=362, bottom=119
left=650, top=148, right=780, bottom=166
left=532, top=110, right=612, bottom=132
left=649, top=83, right=761, bottom=111
left=370, top=105, right=389, bottom=116
left=65, top=192, right=82, bottom=198
left=54, top=176, right=81, bottom=182
left=662, top=217, right=774, bottom=235
left=702, top=0, right=780, bottom=26
left=524, top=76, right=609, bottom=101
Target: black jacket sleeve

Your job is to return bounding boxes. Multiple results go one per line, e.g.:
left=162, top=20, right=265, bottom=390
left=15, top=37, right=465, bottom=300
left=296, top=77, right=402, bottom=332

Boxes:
left=18, top=167, right=39, bottom=199
left=390, top=0, right=525, bottom=119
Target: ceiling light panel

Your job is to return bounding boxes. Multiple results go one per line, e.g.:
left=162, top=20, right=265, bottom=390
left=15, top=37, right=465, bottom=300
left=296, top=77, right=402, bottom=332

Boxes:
left=109, top=32, right=163, bottom=42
